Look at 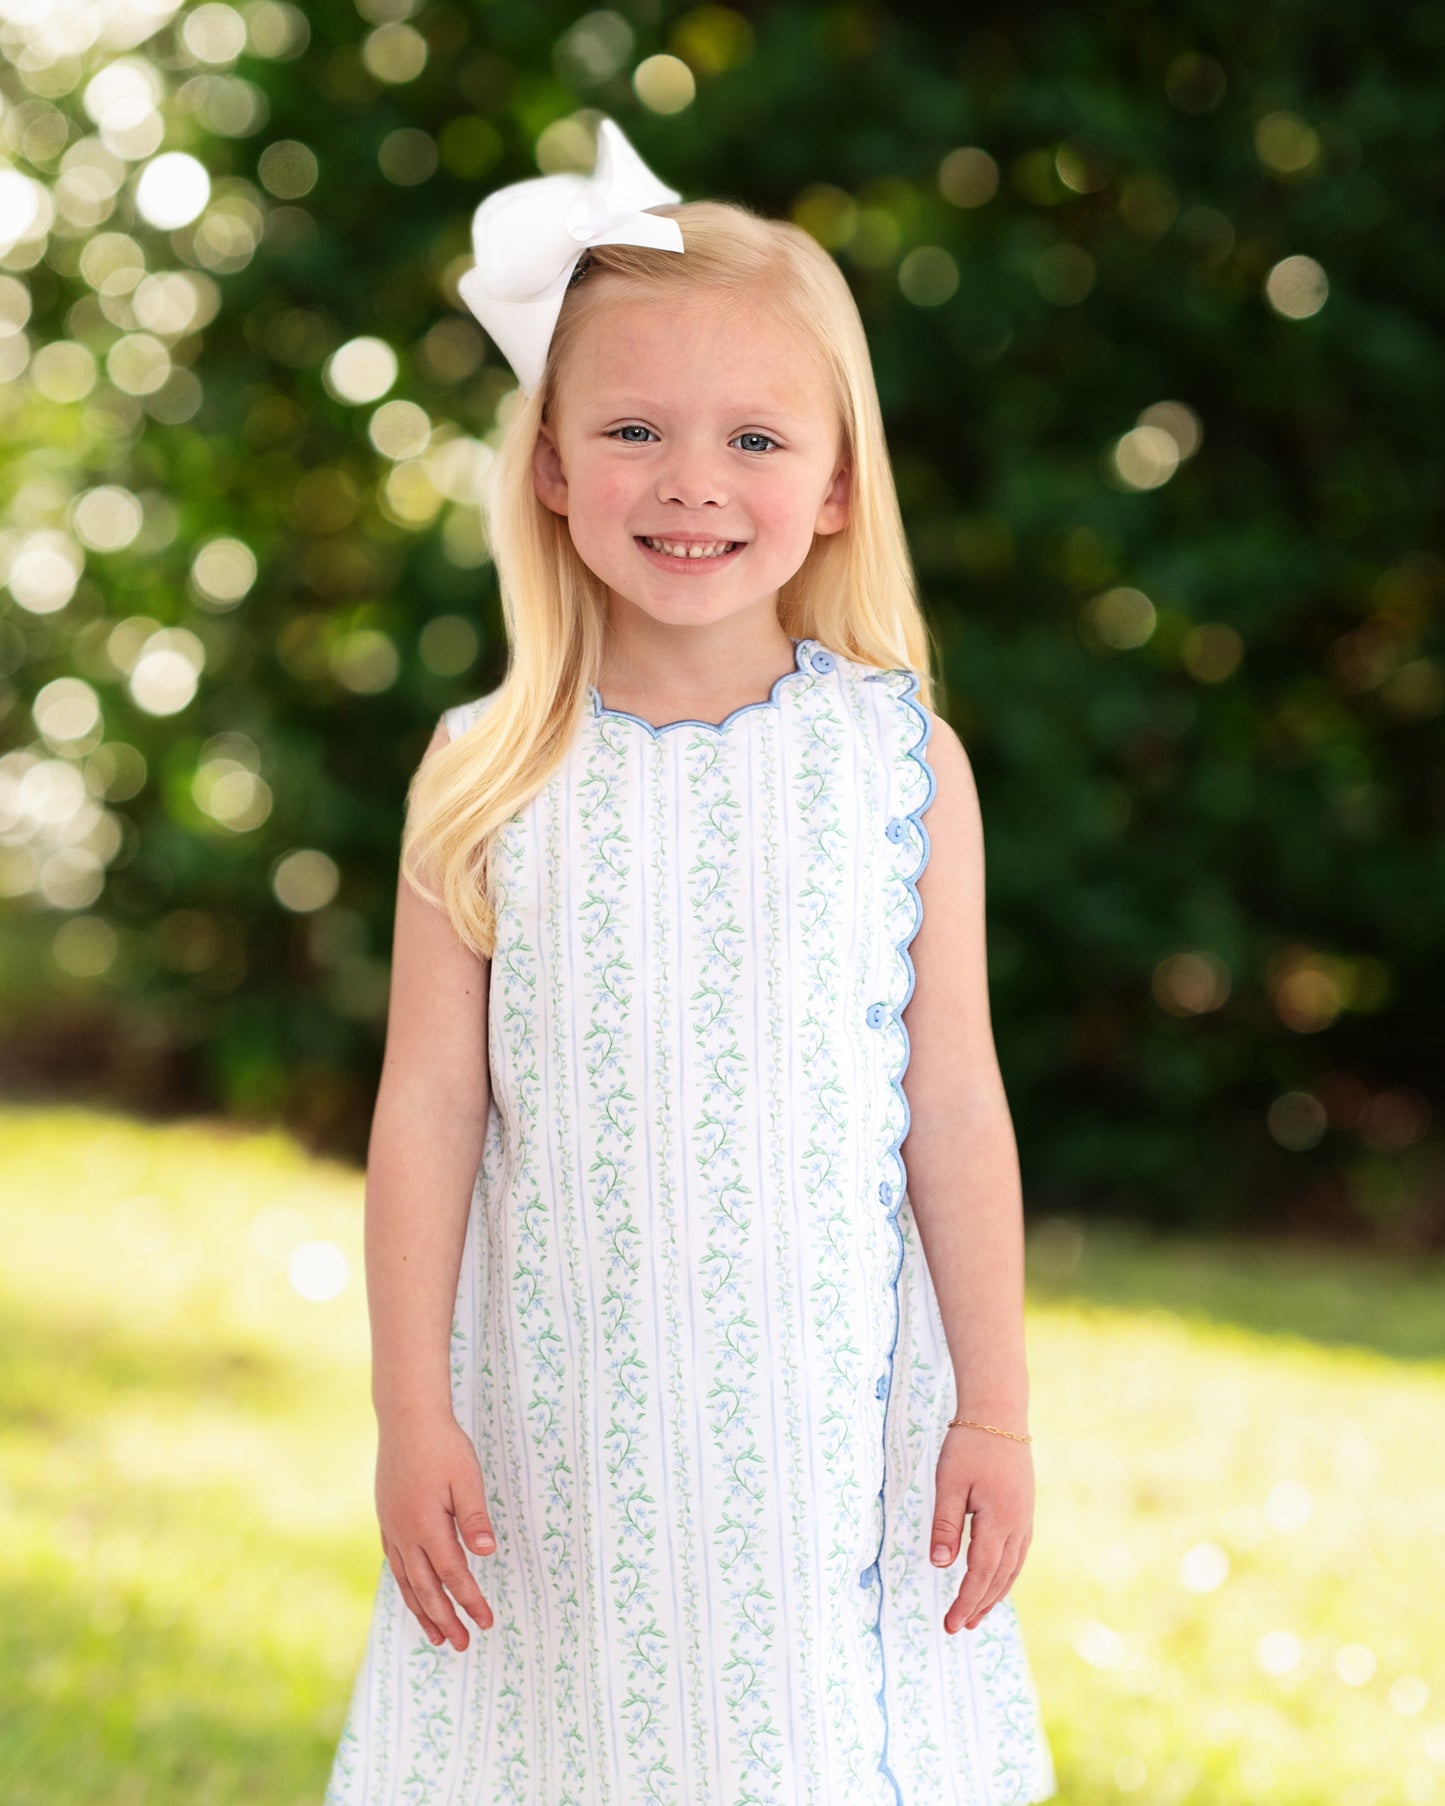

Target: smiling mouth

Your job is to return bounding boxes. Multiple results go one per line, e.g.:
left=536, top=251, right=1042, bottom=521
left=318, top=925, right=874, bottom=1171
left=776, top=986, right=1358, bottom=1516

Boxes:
left=635, top=535, right=745, bottom=562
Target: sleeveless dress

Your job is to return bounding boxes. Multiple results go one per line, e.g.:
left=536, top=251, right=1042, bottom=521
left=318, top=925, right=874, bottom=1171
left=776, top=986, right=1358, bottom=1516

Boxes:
left=324, top=636, right=1056, bottom=1806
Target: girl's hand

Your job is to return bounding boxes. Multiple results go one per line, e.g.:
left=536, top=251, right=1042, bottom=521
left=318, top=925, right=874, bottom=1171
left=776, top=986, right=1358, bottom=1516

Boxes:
left=375, top=1412, right=497, bottom=1652
left=929, top=1424, right=1034, bottom=1635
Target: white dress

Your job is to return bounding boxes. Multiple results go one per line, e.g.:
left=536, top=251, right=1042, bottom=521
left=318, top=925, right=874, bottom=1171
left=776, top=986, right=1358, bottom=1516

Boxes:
left=324, top=636, right=1056, bottom=1806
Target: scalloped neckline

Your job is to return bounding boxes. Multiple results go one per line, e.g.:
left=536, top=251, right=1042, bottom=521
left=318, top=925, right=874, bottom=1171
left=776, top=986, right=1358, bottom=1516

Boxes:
left=588, top=637, right=817, bottom=738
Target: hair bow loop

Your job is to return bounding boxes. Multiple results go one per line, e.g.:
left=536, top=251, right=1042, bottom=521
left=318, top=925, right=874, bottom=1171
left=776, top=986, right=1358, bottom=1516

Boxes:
left=566, top=187, right=611, bottom=243
left=455, top=117, right=685, bottom=395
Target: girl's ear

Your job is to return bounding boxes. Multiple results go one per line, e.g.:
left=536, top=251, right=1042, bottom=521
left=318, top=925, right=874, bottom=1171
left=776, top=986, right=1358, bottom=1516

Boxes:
left=532, top=424, right=568, bottom=516
left=814, top=459, right=851, bottom=537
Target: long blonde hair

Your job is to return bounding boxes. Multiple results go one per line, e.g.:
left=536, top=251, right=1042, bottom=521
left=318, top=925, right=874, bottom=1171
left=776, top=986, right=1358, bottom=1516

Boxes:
left=402, top=192, right=936, bottom=961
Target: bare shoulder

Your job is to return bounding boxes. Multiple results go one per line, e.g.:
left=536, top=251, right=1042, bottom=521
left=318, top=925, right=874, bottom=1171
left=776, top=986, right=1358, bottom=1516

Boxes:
left=909, top=708, right=989, bottom=1016
left=903, top=708, right=1000, bottom=1102
left=919, top=708, right=983, bottom=858
left=921, top=706, right=970, bottom=781
left=397, top=719, right=457, bottom=899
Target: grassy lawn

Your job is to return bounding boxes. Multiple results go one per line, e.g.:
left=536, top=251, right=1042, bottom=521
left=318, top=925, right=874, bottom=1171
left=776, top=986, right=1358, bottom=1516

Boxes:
left=1, top=1100, right=1441, bottom=1805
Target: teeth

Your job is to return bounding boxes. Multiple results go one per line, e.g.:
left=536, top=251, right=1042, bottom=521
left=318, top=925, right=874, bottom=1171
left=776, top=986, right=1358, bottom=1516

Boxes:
left=642, top=537, right=737, bottom=559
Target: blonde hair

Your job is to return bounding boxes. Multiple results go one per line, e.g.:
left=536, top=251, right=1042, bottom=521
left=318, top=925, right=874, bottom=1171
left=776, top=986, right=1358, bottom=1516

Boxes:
left=402, top=193, right=937, bottom=961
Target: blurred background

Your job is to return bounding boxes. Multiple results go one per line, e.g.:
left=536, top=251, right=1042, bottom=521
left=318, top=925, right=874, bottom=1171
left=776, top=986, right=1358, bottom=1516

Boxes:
left=1, top=2, right=1441, bottom=1802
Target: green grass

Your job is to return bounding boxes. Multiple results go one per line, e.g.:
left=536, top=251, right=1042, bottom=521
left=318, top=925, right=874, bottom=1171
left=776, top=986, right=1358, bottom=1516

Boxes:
left=1, top=1101, right=1441, bottom=1805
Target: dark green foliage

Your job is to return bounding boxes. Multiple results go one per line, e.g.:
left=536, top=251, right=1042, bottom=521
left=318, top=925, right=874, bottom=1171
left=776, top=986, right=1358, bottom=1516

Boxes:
left=0, top=3, right=1438, bottom=1239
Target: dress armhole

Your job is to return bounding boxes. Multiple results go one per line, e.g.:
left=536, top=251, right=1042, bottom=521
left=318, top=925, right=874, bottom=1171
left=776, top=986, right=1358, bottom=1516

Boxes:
left=440, top=689, right=501, bottom=743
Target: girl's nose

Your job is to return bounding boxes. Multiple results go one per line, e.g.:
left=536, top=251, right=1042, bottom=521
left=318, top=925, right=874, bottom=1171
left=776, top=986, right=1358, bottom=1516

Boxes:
left=656, top=459, right=728, bottom=511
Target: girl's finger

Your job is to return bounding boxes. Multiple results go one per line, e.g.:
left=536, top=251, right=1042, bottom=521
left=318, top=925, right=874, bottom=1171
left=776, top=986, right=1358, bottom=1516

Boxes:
left=406, top=1540, right=472, bottom=1652
left=386, top=1541, right=446, bottom=1646
left=989, top=1524, right=1033, bottom=1610
left=928, top=1482, right=970, bottom=1568
left=427, top=1532, right=494, bottom=1633
left=947, top=1527, right=1012, bottom=1635
left=966, top=1539, right=1023, bottom=1629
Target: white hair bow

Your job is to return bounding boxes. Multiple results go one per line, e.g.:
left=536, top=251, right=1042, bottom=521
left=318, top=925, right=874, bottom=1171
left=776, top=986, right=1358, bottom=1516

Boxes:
left=456, top=117, right=685, bottom=396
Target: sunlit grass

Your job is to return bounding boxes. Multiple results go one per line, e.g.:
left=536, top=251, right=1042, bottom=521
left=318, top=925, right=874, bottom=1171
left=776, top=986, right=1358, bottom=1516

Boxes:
left=0, top=1100, right=1440, bottom=1805
left=1022, top=1218, right=1444, bottom=1804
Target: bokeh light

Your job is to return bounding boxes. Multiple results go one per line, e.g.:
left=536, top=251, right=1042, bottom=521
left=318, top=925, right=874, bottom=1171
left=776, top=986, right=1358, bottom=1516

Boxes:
left=633, top=52, right=695, bottom=113
left=361, top=22, right=428, bottom=85
left=368, top=398, right=431, bottom=461
left=272, top=848, right=340, bottom=912
left=33, top=676, right=102, bottom=744
left=1256, top=1630, right=1303, bottom=1676
left=51, top=914, right=119, bottom=977
left=1152, top=950, right=1231, bottom=1017
left=1178, top=1541, right=1230, bottom=1594
left=128, top=627, right=205, bottom=716
left=554, top=11, right=635, bottom=87
left=793, top=183, right=858, bottom=251
left=418, top=614, right=480, bottom=677
left=244, top=2, right=310, bottom=60
left=331, top=627, right=400, bottom=694
left=378, top=127, right=437, bottom=186
left=180, top=3, right=249, bottom=66
left=0, top=166, right=46, bottom=248
left=324, top=335, right=398, bottom=404
left=83, top=58, right=164, bottom=157
left=1265, top=253, right=1329, bottom=321
left=1082, top=586, right=1157, bottom=650
left=257, top=139, right=318, bottom=199
left=5, top=530, right=84, bottom=614
left=288, top=1237, right=350, bottom=1302
left=29, top=339, right=99, bottom=403
left=134, top=151, right=211, bottom=229
left=1181, top=623, right=1243, bottom=683
left=193, top=736, right=272, bottom=833
left=1255, top=110, right=1322, bottom=178
left=939, top=146, right=999, bottom=208
left=1267, top=1092, right=1328, bottom=1151
left=898, top=246, right=959, bottom=307
left=189, top=535, right=258, bottom=608
left=1110, top=424, right=1181, bottom=491
left=670, top=5, right=753, bottom=75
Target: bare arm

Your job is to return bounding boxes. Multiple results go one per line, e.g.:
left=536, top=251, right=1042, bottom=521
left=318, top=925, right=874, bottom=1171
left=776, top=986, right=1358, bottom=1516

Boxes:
left=902, top=709, right=1034, bottom=1633
left=365, top=716, right=498, bottom=1653
left=366, top=718, right=493, bottom=1432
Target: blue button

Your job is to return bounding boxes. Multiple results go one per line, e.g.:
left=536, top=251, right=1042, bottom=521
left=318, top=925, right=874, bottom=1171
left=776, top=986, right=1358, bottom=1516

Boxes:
left=858, top=1560, right=880, bottom=1590
left=865, top=1002, right=887, bottom=1029
left=811, top=648, right=835, bottom=673
left=875, top=1370, right=889, bottom=1399
left=878, top=1179, right=892, bottom=1206
left=885, top=816, right=908, bottom=843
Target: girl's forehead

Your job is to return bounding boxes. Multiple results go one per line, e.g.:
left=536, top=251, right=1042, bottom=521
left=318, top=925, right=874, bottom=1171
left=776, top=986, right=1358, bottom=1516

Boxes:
left=575, top=288, right=818, bottom=361
left=563, top=294, right=830, bottom=408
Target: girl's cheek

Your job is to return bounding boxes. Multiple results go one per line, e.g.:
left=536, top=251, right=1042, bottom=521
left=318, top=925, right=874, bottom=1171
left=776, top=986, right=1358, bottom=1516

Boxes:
left=585, top=464, right=643, bottom=516
left=747, top=478, right=811, bottom=533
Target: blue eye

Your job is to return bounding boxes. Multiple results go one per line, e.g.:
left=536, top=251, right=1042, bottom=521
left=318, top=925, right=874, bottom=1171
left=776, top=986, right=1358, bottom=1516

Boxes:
left=605, top=426, right=779, bottom=453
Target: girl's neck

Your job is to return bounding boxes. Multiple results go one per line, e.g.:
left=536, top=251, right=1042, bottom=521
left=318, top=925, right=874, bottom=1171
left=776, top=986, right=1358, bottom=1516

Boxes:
left=594, top=610, right=797, bottom=725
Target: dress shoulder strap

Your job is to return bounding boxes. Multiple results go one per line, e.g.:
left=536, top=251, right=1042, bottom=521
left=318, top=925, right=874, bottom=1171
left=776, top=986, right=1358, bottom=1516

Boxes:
left=832, top=653, right=937, bottom=834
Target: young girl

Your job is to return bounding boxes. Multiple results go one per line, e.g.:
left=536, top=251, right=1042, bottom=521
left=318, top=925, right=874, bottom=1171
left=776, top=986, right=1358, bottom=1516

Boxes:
left=325, top=118, right=1056, bottom=1806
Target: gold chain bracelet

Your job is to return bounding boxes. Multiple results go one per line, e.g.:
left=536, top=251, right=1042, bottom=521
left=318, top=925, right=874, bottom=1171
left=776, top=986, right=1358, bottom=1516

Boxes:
left=947, top=1416, right=1033, bottom=1443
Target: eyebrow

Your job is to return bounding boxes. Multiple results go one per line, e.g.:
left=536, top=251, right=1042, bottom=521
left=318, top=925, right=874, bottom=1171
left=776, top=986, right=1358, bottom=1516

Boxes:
left=589, top=397, right=807, bottom=421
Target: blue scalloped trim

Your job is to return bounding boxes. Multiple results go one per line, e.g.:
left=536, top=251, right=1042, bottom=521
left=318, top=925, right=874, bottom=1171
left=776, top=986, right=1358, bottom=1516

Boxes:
left=860, top=661, right=938, bottom=1806
left=588, top=636, right=819, bottom=736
